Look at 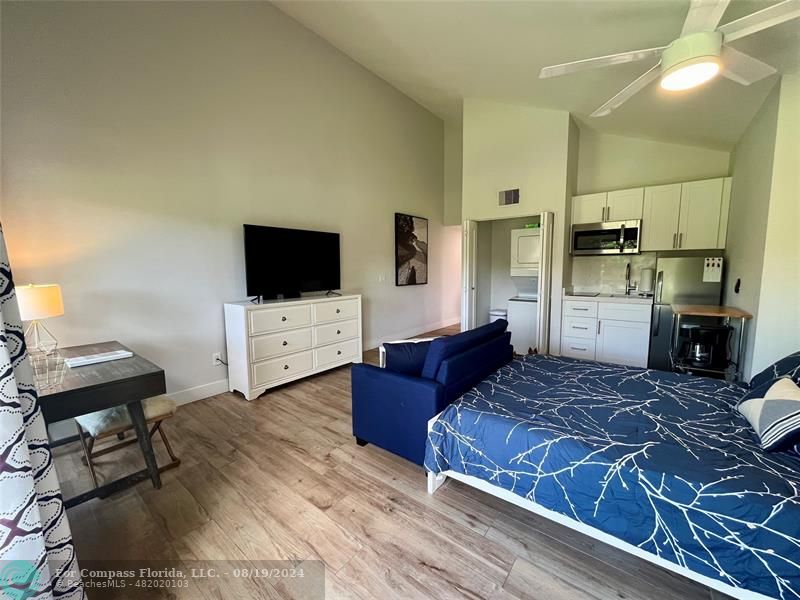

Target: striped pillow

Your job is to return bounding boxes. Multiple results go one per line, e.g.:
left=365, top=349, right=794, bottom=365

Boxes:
left=737, top=378, right=800, bottom=451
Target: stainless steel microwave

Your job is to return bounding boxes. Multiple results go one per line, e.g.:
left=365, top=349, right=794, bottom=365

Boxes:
left=571, top=220, right=641, bottom=255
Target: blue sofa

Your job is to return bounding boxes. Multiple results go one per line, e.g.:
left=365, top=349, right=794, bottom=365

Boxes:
left=351, top=319, right=513, bottom=465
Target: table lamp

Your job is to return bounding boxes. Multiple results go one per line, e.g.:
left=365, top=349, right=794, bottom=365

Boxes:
left=17, top=284, right=65, bottom=353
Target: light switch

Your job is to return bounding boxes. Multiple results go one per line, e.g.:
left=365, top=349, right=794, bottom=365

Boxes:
left=703, top=257, right=723, bottom=283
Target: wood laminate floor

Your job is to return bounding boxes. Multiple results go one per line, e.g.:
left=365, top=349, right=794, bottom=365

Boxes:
left=54, top=325, right=732, bottom=599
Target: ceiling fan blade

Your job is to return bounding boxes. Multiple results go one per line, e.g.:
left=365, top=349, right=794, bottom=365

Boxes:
left=720, top=46, right=777, bottom=85
left=539, top=47, right=666, bottom=79
left=590, top=64, right=661, bottom=117
left=681, top=0, right=731, bottom=35
left=718, top=0, right=800, bottom=43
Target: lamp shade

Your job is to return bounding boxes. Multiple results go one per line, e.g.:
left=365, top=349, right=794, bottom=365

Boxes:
left=17, top=284, right=65, bottom=321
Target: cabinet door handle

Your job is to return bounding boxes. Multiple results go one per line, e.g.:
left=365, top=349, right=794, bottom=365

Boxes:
left=672, top=233, right=677, bottom=249
left=336, top=329, right=341, bottom=335
left=337, top=350, right=342, bottom=355
left=678, top=233, right=683, bottom=248
left=573, top=326, right=588, bottom=330
left=573, top=307, right=589, bottom=311
left=570, top=346, right=588, bottom=352
left=281, top=316, right=287, bottom=322
left=597, top=320, right=601, bottom=334
left=336, top=308, right=341, bottom=314
left=284, top=364, right=289, bottom=370
left=282, top=340, right=288, bottom=346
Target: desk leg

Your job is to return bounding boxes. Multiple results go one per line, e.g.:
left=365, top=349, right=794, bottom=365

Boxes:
left=127, top=401, right=162, bottom=489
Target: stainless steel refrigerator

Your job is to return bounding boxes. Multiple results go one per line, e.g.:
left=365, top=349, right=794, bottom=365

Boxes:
left=648, top=253, right=724, bottom=371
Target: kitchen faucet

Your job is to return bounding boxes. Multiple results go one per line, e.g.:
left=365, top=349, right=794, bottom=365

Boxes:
left=625, top=262, right=637, bottom=296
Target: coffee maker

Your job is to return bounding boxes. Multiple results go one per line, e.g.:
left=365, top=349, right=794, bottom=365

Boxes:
left=681, top=325, right=732, bottom=369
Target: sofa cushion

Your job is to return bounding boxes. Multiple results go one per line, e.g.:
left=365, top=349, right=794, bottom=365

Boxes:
left=436, top=332, right=513, bottom=401
left=421, top=319, right=508, bottom=380
left=383, top=341, right=432, bottom=376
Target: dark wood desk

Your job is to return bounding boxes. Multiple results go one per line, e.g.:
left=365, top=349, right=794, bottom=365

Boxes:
left=40, top=341, right=167, bottom=507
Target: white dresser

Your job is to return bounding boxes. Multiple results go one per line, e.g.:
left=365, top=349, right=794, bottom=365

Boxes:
left=224, top=294, right=363, bottom=400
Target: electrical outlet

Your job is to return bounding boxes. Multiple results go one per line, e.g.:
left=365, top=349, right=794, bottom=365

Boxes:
left=212, top=352, right=222, bottom=366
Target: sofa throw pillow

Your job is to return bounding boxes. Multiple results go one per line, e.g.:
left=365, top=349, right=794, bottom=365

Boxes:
left=737, top=378, right=800, bottom=451
left=383, top=341, right=432, bottom=377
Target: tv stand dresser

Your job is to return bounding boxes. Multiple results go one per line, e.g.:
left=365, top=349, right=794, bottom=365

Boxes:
left=224, top=294, right=362, bottom=400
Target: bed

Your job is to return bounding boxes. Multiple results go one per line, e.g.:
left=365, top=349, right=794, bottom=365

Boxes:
left=425, top=354, right=800, bottom=600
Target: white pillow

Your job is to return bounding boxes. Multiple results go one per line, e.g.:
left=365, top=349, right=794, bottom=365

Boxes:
left=737, top=378, right=800, bottom=451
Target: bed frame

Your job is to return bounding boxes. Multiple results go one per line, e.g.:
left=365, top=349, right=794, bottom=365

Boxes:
left=426, top=415, right=771, bottom=600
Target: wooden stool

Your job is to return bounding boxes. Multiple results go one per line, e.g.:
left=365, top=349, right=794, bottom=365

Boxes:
left=74, top=395, right=180, bottom=489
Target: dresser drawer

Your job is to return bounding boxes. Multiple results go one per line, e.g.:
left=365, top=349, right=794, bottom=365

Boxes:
left=561, top=336, right=596, bottom=360
left=249, top=304, right=312, bottom=335
left=598, top=302, right=651, bottom=323
left=562, top=316, right=597, bottom=339
left=250, top=328, right=312, bottom=362
left=315, top=339, right=360, bottom=368
left=563, top=300, right=598, bottom=318
left=252, top=351, right=313, bottom=387
left=314, top=319, right=358, bottom=346
left=314, top=299, right=359, bottom=324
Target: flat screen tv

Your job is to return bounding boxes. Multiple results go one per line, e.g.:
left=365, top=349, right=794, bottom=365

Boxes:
left=244, top=224, right=341, bottom=300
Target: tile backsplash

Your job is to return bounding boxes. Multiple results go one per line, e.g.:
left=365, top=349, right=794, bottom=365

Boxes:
left=570, top=253, right=657, bottom=294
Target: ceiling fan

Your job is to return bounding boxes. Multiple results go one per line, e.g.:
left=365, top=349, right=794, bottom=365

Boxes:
left=539, top=0, right=800, bottom=117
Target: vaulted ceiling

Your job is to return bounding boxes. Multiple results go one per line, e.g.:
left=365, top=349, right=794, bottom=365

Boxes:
left=275, top=0, right=799, bottom=149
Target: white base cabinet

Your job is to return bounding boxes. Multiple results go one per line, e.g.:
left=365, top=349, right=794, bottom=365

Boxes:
left=508, top=299, right=538, bottom=354
left=224, top=295, right=363, bottom=401
left=561, top=299, right=650, bottom=368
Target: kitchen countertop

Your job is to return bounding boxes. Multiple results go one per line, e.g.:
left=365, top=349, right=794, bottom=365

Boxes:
left=563, top=293, right=654, bottom=305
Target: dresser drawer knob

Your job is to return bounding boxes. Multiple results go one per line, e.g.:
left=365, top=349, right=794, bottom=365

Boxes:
left=337, top=350, right=342, bottom=355
left=281, top=316, right=287, bottom=322
left=336, top=308, right=341, bottom=314
left=282, top=340, right=288, bottom=346
left=284, top=364, right=289, bottom=370
left=336, top=329, right=341, bottom=335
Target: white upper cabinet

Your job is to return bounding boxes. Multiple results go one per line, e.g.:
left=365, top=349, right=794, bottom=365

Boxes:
left=572, top=188, right=643, bottom=225
left=588, top=177, right=731, bottom=251
left=571, top=192, right=607, bottom=225
left=642, top=184, right=682, bottom=251
left=678, top=178, right=724, bottom=250
left=606, top=188, right=644, bottom=221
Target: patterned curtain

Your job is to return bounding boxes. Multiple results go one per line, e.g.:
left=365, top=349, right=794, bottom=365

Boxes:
left=0, top=224, right=84, bottom=598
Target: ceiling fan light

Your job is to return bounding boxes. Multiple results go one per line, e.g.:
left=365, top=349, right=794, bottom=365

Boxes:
left=659, top=31, right=722, bottom=92
left=660, top=58, right=721, bottom=91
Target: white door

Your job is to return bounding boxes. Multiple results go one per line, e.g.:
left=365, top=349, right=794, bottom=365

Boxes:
left=508, top=299, right=538, bottom=355
left=678, top=178, right=723, bottom=250
left=596, top=319, right=650, bottom=367
left=606, top=188, right=644, bottom=221
left=571, top=192, right=607, bottom=225
left=461, top=220, right=477, bottom=331
left=641, top=183, right=682, bottom=251
left=510, top=229, right=541, bottom=269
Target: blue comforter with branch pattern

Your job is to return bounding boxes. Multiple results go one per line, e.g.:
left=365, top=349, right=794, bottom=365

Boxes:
left=424, top=355, right=800, bottom=599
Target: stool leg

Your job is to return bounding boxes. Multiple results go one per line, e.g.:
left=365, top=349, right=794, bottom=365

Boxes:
left=76, top=423, right=100, bottom=489
left=156, top=422, right=179, bottom=464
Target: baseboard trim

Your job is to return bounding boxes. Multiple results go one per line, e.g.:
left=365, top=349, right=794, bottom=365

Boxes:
left=169, top=378, right=229, bottom=406
left=365, top=315, right=460, bottom=351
